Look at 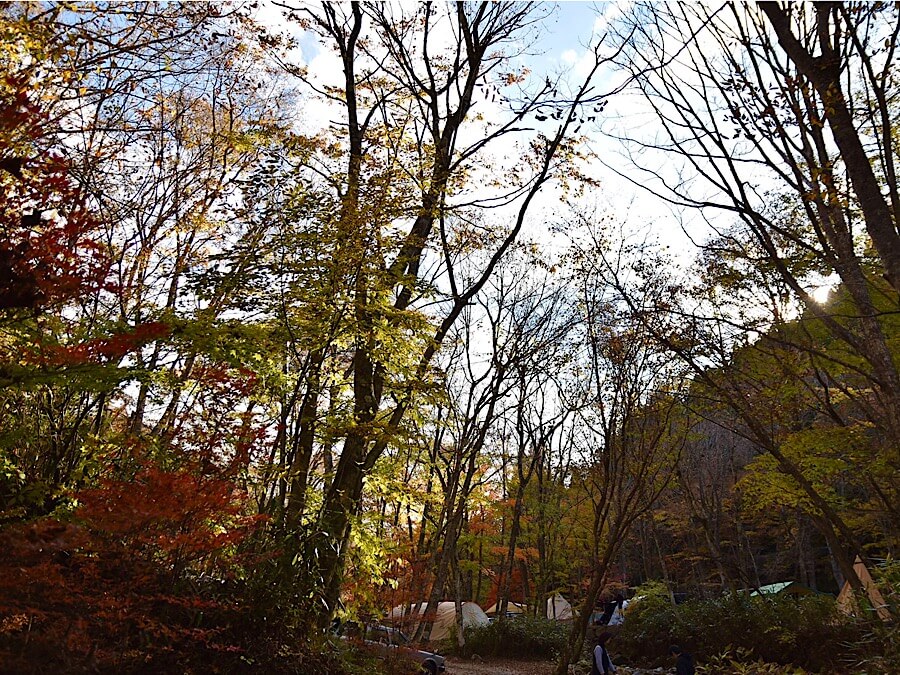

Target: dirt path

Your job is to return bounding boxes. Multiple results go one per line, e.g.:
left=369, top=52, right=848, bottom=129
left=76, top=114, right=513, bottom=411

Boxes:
left=444, top=657, right=664, bottom=675
left=444, top=657, right=554, bottom=675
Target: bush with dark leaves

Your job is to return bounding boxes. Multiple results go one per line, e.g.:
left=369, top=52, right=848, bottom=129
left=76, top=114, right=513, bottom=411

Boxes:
left=614, top=583, right=864, bottom=673
left=458, top=616, right=569, bottom=659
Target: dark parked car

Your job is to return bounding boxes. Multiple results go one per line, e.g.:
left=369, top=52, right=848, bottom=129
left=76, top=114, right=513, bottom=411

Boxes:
left=338, top=622, right=446, bottom=674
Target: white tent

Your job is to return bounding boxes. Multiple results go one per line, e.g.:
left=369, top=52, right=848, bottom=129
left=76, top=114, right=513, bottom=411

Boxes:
left=390, top=601, right=490, bottom=641
left=546, top=593, right=573, bottom=620
left=484, top=601, right=527, bottom=616
left=608, top=600, right=628, bottom=626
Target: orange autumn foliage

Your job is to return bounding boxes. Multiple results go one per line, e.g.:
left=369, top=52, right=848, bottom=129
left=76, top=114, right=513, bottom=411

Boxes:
left=0, top=459, right=265, bottom=673
left=76, top=462, right=265, bottom=578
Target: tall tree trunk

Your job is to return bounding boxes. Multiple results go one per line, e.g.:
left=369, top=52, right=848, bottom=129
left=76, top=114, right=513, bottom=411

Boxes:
left=761, top=2, right=900, bottom=295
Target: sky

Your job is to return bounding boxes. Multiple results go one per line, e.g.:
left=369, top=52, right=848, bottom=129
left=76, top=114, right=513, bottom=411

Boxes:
left=285, top=2, right=606, bottom=69
left=242, top=0, right=842, bottom=371
left=540, top=1, right=605, bottom=62
left=251, top=2, right=768, bottom=290
left=537, top=3, right=700, bottom=257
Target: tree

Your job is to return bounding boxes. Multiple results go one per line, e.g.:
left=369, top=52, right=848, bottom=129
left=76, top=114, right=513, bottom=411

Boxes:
left=490, top=266, right=577, bottom=621
left=267, top=1, right=614, bottom=628
left=418, top=255, right=576, bottom=642
left=607, top=1, right=900, bottom=593
left=759, top=2, right=900, bottom=295
left=553, top=226, right=687, bottom=675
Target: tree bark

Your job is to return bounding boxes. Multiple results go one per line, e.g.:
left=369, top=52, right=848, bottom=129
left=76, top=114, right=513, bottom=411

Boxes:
left=760, top=2, right=900, bottom=294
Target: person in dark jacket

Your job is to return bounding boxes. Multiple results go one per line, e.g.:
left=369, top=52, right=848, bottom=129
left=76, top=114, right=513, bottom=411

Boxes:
left=669, top=645, right=695, bottom=675
left=591, top=632, right=616, bottom=674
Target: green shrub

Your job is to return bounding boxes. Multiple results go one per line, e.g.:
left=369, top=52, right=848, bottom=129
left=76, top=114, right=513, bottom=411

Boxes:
left=614, top=587, right=864, bottom=673
left=697, top=647, right=809, bottom=674
left=458, top=616, right=569, bottom=659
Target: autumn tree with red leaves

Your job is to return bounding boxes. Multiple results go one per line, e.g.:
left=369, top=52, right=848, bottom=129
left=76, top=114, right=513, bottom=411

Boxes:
left=0, top=84, right=109, bottom=313
left=0, top=8, right=280, bottom=671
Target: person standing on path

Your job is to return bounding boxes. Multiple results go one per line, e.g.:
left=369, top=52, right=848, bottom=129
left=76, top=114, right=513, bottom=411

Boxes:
left=669, top=645, right=695, bottom=675
left=592, top=633, right=616, bottom=674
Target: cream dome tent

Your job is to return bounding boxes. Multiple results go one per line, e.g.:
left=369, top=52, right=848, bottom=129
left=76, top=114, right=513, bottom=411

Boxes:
left=390, top=601, right=490, bottom=641
left=484, top=601, right=527, bottom=616
left=546, top=593, right=573, bottom=620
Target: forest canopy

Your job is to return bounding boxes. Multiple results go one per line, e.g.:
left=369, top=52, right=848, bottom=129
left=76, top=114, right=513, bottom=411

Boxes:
left=1, top=2, right=898, bottom=673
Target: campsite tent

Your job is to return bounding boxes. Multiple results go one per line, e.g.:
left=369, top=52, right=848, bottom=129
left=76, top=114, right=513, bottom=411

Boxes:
left=484, top=601, right=527, bottom=616
left=750, top=581, right=816, bottom=598
left=389, top=601, right=489, bottom=642
left=608, top=599, right=629, bottom=626
left=546, top=593, right=573, bottom=620
left=836, top=557, right=891, bottom=622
